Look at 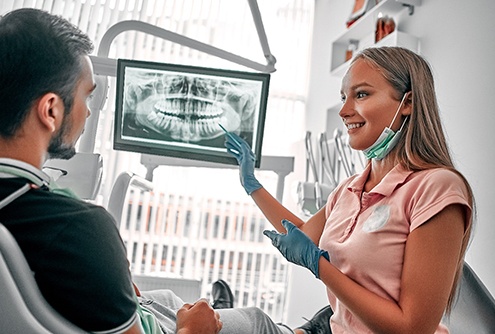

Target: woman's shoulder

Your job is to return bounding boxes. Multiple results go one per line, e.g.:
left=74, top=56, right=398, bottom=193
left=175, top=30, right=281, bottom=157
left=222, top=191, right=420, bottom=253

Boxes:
left=411, top=167, right=465, bottom=184
left=406, top=167, right=469, bottom=198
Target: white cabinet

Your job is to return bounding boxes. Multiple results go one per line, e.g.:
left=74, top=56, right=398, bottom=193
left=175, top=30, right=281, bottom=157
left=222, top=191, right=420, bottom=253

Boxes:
left=330, top=0, right=421, bottom=76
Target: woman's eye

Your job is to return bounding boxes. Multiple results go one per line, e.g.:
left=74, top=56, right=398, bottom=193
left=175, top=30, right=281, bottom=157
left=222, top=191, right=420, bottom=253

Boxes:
left=340, top=95, right=346, bottom=103
left=356, top=91, right=368, bottom=98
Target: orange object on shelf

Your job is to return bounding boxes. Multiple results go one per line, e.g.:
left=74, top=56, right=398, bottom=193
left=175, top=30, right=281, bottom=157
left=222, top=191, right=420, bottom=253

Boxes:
left=346, top=0, right=379, bottom=28
left=345, top=41, right=358, bottom=62
left=375, top=15, right=395, bottom=43
left=383, top=16, right=396, bottom=36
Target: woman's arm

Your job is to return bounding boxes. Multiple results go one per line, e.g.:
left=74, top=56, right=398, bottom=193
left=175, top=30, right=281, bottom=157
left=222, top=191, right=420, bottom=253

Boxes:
left=251, top=187, right=327, bottom=243
left=318, top=204, right=465, bottom=334
left=224, top=132, right=327, bottom=241
left=250, top=187, right=303, bottom=231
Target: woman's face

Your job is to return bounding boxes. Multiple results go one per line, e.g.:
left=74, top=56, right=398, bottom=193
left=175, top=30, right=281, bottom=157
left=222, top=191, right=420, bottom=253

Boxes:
left=339, top=58, right=409, bottom=151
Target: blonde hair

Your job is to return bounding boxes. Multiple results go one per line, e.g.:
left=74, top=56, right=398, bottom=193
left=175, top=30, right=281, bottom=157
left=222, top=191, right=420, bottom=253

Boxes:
left=352, top=46, right=475, bottom=313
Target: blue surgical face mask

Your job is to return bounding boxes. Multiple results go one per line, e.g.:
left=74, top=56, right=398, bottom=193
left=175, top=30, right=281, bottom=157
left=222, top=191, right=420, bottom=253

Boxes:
left=362, top=93, right=409, bottom=160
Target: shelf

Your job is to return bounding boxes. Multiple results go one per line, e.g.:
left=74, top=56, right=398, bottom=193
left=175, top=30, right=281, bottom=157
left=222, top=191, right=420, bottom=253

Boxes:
left=330, top=0, right=421, bottom=75
left=331, top=30, right=419, bottom=76
left=334, top=0, right=419, bottom=44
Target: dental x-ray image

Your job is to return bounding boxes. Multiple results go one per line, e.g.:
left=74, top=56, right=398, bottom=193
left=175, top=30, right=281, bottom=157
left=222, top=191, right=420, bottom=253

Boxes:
left=114, top=59, right=270, bottom=167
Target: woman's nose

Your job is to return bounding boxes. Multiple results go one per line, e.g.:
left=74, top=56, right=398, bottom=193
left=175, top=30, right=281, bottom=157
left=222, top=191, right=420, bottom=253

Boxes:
left=339, top=100, right=353, bottom=119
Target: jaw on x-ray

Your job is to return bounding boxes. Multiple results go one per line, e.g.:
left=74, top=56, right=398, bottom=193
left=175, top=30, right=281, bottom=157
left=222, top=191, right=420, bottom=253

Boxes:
left=122, top=69, right=259, bottom=147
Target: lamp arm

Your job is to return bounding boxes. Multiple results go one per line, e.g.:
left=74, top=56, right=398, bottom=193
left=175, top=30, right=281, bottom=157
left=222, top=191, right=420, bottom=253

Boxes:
left=97, top=20, right=276, bottom=73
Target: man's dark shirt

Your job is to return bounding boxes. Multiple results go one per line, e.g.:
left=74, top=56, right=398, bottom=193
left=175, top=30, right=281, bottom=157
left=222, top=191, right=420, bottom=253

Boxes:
left=0, top=177, right=137, bottom=332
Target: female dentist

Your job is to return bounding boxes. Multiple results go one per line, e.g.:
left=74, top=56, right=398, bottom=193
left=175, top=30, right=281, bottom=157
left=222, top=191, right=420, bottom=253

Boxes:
left=225, top=46, right=474, bottom=334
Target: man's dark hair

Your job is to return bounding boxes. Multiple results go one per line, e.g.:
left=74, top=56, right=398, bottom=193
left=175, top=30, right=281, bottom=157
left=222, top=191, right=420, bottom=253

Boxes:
left=0, top=8, right=94, bottom=138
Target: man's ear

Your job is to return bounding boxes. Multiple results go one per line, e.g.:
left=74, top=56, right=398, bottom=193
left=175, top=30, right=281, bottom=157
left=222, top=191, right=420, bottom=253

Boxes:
left=36, top=93, right=65, bottom=133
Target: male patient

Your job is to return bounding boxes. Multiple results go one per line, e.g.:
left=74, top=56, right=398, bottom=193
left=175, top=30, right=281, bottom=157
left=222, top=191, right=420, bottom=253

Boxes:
left=0, top=8, right=329, bottom=334
left=0, top=8, right=220, bottom=334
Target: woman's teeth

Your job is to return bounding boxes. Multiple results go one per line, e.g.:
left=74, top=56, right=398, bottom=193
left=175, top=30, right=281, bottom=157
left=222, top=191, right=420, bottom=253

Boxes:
left=347, top=123, right=364, bottom=129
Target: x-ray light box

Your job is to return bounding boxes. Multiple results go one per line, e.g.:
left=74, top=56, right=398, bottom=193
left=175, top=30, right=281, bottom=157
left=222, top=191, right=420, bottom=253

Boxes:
left=114, top=59, right=270, bottom=167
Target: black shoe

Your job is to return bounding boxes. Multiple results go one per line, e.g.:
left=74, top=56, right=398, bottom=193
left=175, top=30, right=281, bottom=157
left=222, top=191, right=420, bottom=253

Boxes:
left=296, top=305, right=333, bottom=334
left=211, top=279, right=234, bottom=309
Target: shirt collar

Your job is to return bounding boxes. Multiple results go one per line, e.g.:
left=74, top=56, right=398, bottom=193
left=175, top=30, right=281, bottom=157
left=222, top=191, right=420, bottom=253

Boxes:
left=348, top=163, right=413, bottom=197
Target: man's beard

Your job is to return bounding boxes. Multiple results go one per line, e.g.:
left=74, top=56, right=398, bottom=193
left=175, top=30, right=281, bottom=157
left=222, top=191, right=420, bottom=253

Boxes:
left=47, top=118, right=76, bottom=160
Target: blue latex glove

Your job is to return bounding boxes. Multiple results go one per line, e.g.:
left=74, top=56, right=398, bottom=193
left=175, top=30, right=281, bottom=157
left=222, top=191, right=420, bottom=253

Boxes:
left=263, top=219, right=330, bottom=279
left=224, top=132, right=262, bottom=195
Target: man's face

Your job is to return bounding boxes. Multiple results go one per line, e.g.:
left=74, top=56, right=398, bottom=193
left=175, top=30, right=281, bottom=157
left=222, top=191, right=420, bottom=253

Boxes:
left=48, top=56, right=95, bottom=159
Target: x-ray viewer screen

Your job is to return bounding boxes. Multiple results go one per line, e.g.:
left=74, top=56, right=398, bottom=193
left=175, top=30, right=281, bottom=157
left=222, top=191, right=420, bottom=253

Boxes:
left=114, top=59, right=270, bottom=167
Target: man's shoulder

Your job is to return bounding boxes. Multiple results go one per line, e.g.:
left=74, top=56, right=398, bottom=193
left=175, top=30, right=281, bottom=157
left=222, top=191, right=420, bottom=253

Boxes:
left=0, top=177, right=118, bottom=235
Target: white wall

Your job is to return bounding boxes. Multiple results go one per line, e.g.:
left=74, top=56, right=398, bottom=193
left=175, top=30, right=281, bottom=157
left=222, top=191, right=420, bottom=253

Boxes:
left=397, top=0, right=495, bottom=297
left=305, top=0, right=495, bottom=302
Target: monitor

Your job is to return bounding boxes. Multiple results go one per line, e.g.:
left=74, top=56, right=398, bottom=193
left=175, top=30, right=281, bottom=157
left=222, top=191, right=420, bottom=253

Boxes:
left=114, top=59, right=270, bottom=167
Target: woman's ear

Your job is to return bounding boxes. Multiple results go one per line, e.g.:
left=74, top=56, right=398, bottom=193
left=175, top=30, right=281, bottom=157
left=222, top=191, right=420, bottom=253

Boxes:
left=402, top=91, right=413, bottom=116
left=35, top=93, right=65, bottom=133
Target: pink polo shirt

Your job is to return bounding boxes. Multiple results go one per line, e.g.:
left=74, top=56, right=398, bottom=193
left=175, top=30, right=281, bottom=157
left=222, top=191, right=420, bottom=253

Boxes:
left=319, top=164, right=472, bottom=333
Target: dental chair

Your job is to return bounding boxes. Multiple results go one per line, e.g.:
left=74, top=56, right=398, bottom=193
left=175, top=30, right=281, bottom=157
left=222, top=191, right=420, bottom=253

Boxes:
left=0, top=223, right=86, bottom=333
left=445, top=262, right=495, bottom=334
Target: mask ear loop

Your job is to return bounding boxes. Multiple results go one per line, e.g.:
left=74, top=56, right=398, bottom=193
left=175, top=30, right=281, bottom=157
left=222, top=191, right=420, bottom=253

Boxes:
left=388, top=92, right=410, bottom=129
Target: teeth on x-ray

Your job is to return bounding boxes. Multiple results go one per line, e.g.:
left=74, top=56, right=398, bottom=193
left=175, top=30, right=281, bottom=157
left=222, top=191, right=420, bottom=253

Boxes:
left=131, top=75, right=254, bottom=143
left=146, top=101, right=223, bottom=140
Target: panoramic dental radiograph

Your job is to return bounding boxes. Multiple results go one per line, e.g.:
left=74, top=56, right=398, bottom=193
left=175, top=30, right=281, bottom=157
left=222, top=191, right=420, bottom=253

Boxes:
left=121, top=69, right=259, bottom=149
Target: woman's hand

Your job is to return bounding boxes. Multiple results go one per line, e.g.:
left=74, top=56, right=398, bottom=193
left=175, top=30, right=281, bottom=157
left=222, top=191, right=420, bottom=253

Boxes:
left=224, top=132, right=262, bottom=195
left=264, top=219, right=330, bottom=278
